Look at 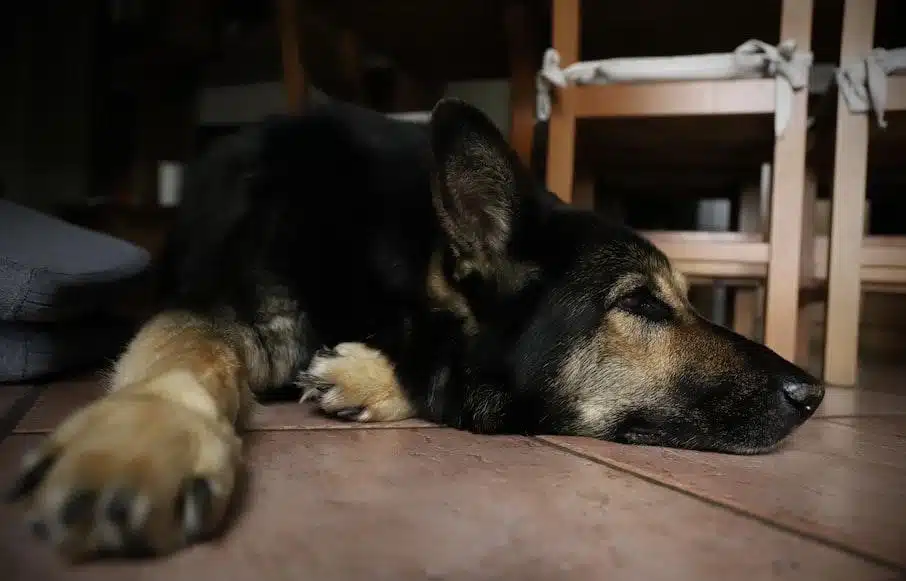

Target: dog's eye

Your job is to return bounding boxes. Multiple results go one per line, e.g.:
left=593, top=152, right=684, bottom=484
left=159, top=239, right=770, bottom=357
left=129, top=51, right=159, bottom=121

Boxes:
left=618, top=289, right=672, bottom=323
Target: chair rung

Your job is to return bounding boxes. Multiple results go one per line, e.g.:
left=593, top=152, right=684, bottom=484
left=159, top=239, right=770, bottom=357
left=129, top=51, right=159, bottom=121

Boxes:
left=562, top=79, right=777, bottom=118
left=648, top=233, right=906, bottom=287
left=641, top=231, right=769, bottom=265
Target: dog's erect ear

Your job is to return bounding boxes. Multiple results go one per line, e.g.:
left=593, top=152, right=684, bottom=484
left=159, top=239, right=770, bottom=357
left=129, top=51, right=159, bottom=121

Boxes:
left=429, top=99, right=533, bottom=274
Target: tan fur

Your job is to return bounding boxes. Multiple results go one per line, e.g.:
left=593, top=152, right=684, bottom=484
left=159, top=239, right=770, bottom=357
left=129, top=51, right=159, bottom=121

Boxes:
left=300, top=248, right=481, bottom=425
left=111, top=311, right=252, bottom=422
left=14, top=311, right=261, bottom=558
left=303, top=342, right=414, bottom=422
left=426, top=250, right=479, bottom=335
left=561, top=264, right=741, bottom=435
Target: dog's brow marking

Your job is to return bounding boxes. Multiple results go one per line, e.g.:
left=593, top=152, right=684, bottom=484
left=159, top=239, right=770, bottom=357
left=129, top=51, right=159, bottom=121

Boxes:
left=608, top=274, right=646, bottom=302
left=655, top=274, right=680, bottom=303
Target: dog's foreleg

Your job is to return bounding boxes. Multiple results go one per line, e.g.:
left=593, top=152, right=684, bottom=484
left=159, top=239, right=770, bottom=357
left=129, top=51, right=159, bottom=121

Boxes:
left=297, top=342, right=416, bottom=422
left=6, top=310, right=272, bottom=559
left=298, top=340, right=517, bottom=433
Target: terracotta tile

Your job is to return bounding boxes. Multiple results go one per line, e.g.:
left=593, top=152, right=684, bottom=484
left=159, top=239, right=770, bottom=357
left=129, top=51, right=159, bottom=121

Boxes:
left=22, top=379, right=905, bottom=435
left=857, top=363, right=906, bottom=396
left=13, top=378, right=105, bottom=434
left=542, top=416, right=906, bottom=568
left=815, top=386, right=906, bottom=419
left=0, top=431, right=896, bottom=581
left=824, top=416, right=906, bottom=439
left=247, top=401, right=437, bottom=431
left=792, top=418, right=906, bottom=469
left=13, top=378, right=435, bottom=434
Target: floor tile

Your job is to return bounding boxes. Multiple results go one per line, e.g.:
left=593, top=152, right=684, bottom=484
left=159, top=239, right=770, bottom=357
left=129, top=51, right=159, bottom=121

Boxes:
left=824, top=416, right=906, bottom=439
left=20, top=382, right=905, bottom=435
left=542, top=416, right=906, bottom=568
left=816, top=386, right=906, bottom=419
left=0, top=430, right=896, bottom=581
left=13, top=378, right=105, bottom=434
left=857, top=363, right=906, bottom=396
left=247, top=401, right=437, bottom=431
left=13, top=378, right=435, bottom=434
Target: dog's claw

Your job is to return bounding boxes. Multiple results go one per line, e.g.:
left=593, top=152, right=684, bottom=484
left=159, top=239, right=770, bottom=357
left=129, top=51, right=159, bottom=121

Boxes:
left=61, top=490, right=98, bottom=527
left=296, top=342, right=414, bottom=423
left=179, top=477, right=214, bottom=543
left=314, top=346, right=338, bottom=360
left=105, top=488, right=135, bottom=527
left=296, top=372, right=335, bottom=404
left=9, top=390, right=240, bottom=559
left=333, top=406, right=368, bottom=421
left=30, top=519, right=50, bottom=540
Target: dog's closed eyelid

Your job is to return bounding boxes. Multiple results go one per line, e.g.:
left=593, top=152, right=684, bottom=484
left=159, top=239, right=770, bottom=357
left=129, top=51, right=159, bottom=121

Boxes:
left=617, top=291, right=644, bottom=310
left=617, top=286, right=653, bottom=306
left=618, top=289, right=673, bottom=322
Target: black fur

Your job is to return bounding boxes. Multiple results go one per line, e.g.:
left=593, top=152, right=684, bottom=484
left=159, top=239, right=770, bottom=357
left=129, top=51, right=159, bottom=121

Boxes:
left=160, top=98, right=824, bottom=454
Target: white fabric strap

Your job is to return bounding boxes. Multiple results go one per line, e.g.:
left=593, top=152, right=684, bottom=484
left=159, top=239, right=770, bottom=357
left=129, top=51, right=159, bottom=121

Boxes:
left=735, top=40, right=812, bottom=137
left=536, top=39, right=813, bottom=137
left=836, top=47, right=906, bottom=128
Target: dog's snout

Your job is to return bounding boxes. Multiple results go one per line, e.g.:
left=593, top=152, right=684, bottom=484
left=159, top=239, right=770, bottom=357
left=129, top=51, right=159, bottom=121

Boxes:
left=781, top=380, right=824, bottom=418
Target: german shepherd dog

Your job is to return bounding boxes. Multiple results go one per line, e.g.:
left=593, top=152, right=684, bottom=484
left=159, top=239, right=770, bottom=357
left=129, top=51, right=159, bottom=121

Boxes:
left=7, top=99, right=824, bottom=559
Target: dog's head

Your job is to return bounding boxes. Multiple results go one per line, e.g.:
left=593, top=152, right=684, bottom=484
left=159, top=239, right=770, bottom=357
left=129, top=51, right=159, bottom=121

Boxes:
left=428, top=99, right=824, bottom=454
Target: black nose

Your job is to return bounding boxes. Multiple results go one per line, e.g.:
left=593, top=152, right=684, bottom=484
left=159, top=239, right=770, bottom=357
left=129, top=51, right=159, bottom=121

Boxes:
left=781, top=381, right=824, bottom=419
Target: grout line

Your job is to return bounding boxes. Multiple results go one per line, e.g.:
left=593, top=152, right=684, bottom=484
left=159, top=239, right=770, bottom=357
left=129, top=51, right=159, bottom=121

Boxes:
left=819, top=418, right=906, bottom=439
left=816, top=414, right=906, bottom=420
left=533, top=437, right=905, bottom=573
left=0, top=386, right=46, bottom=445
left=5, top=384, right=901, bottom=572
left=242, top=424, right=444, bottom=434
left=4, top=396, right=902, bottom=573
left=11, top=423, right=446, bottom=436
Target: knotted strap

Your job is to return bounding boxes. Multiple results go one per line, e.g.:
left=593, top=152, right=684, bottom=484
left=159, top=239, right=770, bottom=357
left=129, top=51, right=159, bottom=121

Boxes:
left=536, top=40, right=813, bottom=137
left=734, top=40, right=812, bottom=137
left=837, top=47, right=906, bottom=128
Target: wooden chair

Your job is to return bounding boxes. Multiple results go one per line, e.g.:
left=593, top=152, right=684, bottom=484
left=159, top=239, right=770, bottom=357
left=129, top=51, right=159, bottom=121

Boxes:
left=274, top=0, right=441, bottom=115
left=541, top=0, right=816, bottom=364
left=820, top=0, right=906, bottom=386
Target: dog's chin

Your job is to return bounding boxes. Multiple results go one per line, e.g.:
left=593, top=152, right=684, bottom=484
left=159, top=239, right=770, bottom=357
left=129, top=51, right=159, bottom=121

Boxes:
left=612, top=425, right=793, bottom=455
left=605, top=400, right=810, bottom=455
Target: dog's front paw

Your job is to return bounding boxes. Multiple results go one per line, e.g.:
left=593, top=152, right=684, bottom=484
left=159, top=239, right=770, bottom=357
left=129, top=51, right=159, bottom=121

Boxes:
left=6, top=389, right=241, bottom=560
left=297, top=342, right=415, bottom=422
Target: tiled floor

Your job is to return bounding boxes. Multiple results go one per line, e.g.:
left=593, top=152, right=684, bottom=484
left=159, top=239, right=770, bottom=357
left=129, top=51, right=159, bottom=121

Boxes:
left=1, top=371, right=905, bottom=580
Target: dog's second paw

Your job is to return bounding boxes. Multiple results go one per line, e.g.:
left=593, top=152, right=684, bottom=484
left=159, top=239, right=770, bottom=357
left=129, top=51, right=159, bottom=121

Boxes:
left=6, top=382, right=241, bottom=560
left=297, top=343, right=415, bottom=422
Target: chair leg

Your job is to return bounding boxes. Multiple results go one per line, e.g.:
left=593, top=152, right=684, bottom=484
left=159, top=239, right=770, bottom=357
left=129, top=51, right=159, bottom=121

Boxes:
left=795, top=170, right=819, bottom=369
left=732, top=178, right=767, bottom=339
left=504, top=0, right=536, bottom=168
left=573, top=172, right=595, bottom=211
left=276, top=0, right=307, bottom=113
left=762, top=0, right=814, bottom=364
left=546, top=0, right=580, bottom=203
left=823, top=0, right=875, bottom=387
left=733, top=288, right=760, bottom=339
left=546, top=110, right=576, bottom=202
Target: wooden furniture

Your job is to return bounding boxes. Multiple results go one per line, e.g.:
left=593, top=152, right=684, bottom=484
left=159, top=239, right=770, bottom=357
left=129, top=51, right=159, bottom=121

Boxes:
left=542, top=0, right=816, bottom=365
left=821, top=0, right=906, bottom=386
left=268, top=0, right=906, bottom=375
left=274, top=0, right=451, bottom=114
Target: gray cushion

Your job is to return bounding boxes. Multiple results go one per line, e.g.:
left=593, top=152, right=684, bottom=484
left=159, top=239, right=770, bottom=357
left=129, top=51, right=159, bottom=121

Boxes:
left=0, top=319, right=133, bottom=382
left=0, top=200, right=150, bottom=322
